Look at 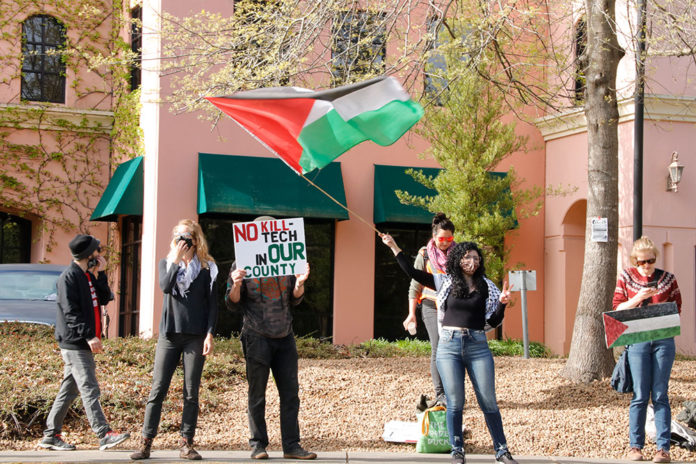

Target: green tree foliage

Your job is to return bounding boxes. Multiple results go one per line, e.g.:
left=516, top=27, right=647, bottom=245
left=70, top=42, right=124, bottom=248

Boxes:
left=396, top=45, right=541, bottom=283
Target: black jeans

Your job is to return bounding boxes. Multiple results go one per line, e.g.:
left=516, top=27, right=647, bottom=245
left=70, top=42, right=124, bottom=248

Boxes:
left=241, top=330, right=300, bottom=452
left=141, top=333, right=206, bottom=439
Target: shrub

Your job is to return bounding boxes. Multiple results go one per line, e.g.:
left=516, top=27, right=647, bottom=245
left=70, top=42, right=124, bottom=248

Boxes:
left=488, top=338, right=551, bottom=358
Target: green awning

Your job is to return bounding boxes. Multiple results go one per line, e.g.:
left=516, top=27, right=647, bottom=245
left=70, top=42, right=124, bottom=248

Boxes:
left=197, top=153, right=349, bottom=220
left=374, top=164, right=440, bottom=224
left=90, top=156, right=143, bottom=222
left=374, top=165, right=514, bottom=225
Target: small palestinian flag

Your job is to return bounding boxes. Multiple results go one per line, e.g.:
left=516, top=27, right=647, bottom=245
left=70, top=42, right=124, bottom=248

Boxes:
left=603, top=302, right=680, bottom=348
left=206, top=76, right=424, bottom=175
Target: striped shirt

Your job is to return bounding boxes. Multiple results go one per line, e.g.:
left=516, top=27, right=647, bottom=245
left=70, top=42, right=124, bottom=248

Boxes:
left=612, top=267, right=681, bottom=313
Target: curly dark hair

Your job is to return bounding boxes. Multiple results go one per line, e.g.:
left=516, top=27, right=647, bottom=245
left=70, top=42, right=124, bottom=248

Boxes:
left=445, top=242, right=488, bottom=299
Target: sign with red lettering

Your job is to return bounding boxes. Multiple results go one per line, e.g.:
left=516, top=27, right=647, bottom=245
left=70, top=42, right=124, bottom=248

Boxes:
left=233, top=218, right=307, bottom=278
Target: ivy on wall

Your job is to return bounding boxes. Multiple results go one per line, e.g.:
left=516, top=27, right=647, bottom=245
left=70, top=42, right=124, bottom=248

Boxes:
left=0, top=0, right=143, bottom=255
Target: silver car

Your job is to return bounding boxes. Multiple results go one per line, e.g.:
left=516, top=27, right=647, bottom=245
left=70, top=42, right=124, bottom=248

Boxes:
left=0, top=263, right=66, bottom=326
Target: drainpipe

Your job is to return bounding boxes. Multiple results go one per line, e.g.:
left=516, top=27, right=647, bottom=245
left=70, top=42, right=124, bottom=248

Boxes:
left=633, top=0, right=646, bottom=242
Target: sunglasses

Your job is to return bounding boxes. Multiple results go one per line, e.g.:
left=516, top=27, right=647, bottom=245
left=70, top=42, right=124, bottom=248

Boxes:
left=437, top=236, right=454, bottom=243
left=636, top=258, right=656, bottom=266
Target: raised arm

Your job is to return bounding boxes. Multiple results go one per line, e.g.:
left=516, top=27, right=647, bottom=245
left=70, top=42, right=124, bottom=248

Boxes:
left=380, top=233, right=436, bottom=289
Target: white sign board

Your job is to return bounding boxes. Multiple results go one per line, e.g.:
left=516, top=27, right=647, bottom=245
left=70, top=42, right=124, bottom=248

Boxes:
left=591, top=217, right=608, bottom=242
left=233, top=218, right=307, bottom=279
left=508, top=270, right=537, bottom=291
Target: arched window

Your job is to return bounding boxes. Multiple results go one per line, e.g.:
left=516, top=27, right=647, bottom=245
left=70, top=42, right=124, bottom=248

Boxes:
left=130, top=6, right=142, bottom=91
left=574, top=17, right=587, bottom=106
left=21, top=15, right=66, bottom=103
left=0, top=213, right=31, bottom=263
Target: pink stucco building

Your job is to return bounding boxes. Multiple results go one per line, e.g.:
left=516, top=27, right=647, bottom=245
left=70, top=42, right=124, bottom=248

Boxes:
left=2, top=1, right=694, bottom=356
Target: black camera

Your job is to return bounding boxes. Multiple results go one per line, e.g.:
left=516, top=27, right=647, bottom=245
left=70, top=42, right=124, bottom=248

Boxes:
left=177, top=236, right=193, bottom=248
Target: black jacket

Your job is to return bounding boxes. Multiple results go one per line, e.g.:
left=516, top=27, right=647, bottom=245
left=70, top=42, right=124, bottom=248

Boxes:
left=158, top=259, right=218, bottom=335
left=55, top=262, right=113, bottom=350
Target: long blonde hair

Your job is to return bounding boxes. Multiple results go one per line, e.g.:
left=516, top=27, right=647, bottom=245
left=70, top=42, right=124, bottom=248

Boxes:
left=629, top=235, right=659, bottom=266
left=168, top=219, right=215, bottom=268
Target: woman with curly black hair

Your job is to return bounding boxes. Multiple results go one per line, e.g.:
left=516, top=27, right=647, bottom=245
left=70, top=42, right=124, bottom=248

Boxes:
left=381, top=233, right=516, bottom=464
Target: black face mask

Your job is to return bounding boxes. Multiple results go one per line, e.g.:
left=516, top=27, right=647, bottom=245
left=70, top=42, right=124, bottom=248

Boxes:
left=87, top=257, right=99, bottom=269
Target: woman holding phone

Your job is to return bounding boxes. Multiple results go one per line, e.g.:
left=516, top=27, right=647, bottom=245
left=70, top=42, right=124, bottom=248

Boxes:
left=131, top=219, right=218, bottom=461
left=613, top=236, right=682, bottom=463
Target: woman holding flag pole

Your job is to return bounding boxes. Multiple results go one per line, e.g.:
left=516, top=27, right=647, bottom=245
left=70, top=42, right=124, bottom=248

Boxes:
left=613, top=236, right=682, bottom=463
left=380, top=232, right=517, bottom=464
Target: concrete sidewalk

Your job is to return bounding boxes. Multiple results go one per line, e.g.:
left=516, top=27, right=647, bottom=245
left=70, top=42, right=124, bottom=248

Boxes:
left=0, top=450, right=648, bottom=464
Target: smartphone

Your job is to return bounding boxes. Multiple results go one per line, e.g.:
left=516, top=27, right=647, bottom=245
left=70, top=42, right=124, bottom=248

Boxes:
left=646, top=281, right=658, bottom=288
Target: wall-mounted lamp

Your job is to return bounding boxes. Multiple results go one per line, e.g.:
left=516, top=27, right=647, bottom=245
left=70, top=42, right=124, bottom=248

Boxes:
left=667, top=151, right=685, bottom=192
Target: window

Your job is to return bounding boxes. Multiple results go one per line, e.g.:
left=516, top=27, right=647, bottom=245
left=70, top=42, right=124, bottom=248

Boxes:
left=374, top=225, right=431, bottom=340
left=130, top=6, right=142, bottom=91
left=423, top=15, right=447, bottom=104
left=573, top=17, right=587, bottom=106
left=200, top=217, right=335, bottom=338
left=331, top=10, right=386, bottom=85
left=0, top=213, right=31, bottom=263
left=233, top=0, right=291, bottom=86
left=21, top=15, right=66, bottom=103
left=119, top=217, right=142, bottom=336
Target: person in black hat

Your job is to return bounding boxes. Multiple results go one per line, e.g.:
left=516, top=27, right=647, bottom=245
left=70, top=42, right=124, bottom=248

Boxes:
left=39, top=234, right=130, bottom=451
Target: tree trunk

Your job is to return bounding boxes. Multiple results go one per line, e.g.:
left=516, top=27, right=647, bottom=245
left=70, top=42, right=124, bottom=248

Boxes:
left=562, top=0, right=625, bottom=382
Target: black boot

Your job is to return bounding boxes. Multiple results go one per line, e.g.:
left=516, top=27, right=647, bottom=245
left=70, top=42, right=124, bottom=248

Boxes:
left=130, top=437, right=153, bottom=460
left=179, top=437, right=202, bottom=460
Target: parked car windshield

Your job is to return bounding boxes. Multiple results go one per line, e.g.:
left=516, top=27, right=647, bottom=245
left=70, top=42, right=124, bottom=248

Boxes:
left=0, top=270, right=61, bottom=301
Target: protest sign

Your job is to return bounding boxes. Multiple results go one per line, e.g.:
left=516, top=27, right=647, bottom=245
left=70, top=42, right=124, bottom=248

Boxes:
left=233, top=217, right=307, bottom=278
left=603, top=302, right=680, bottom=348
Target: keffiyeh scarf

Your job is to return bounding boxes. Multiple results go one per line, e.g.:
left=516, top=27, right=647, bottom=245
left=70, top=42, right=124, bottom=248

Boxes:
left=426, top=238, right=455, bottom=273
left=436, top=275, right=501, bottom=328
left=167, top=255, right=218, bottom=297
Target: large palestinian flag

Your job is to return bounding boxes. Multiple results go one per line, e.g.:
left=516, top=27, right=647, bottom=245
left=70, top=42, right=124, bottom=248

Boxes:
left=603, top=302, right=680, bottom=348
left=206, top=76, right=424, bottom=175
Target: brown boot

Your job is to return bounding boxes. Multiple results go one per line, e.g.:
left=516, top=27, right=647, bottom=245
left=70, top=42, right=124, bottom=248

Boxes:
left=179, top=437, right=202, bottom=460
left=130, top=437, right=152, bottom=460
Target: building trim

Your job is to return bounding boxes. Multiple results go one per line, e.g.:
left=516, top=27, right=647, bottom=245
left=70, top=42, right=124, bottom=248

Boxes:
left=0, top=103, right=114, bottom=133
left=535, top=94, right=696, bottom=141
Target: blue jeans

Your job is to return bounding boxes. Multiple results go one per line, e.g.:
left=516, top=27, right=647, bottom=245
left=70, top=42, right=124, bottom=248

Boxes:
left=421, top=301, right=444, bottom=399
left=627, top=337, right=675, bottom=451
left=436, top=329, right=508, bottom=457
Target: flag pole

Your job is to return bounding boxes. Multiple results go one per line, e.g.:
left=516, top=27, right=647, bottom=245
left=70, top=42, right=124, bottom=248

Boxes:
left=300, top=174, right=382, bottom=235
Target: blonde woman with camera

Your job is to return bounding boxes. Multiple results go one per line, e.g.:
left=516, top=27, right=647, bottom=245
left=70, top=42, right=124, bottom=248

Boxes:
left=131, top=219, right=218, bottom=461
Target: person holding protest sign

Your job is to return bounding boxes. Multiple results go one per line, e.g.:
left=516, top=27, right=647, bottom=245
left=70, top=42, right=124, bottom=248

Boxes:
left=130, top=219, right=218, bottom=461
left=381, top=233, right=516, bottom=464
left=226, top=216, right=315, bottom=461
left=613, top=236, right=682, bottom=463
left=406, top=213, right=455, bottom=408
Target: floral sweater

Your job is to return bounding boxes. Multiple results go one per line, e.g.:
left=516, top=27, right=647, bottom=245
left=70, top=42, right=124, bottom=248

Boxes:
left=612, top=267, right=682, bottom=313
